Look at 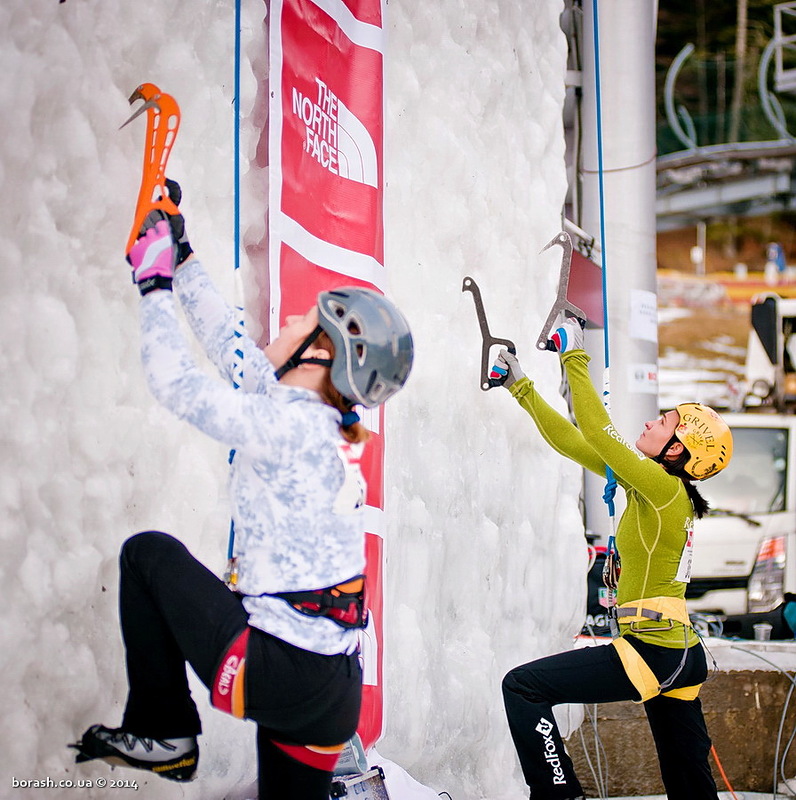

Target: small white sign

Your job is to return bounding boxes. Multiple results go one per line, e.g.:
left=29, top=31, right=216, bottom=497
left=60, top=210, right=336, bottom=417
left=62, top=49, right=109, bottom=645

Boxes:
left=628, top=362, right=658, bottom=394
left=630, top=289, right=658, bottom=343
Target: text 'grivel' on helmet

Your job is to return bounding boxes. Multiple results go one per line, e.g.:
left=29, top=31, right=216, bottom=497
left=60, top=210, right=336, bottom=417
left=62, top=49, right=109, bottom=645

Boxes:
left=317, top=287, right=414, bottom=408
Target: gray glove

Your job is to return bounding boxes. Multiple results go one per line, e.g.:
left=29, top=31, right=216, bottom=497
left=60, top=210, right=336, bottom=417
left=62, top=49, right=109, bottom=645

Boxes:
left=549, top=317, right=585, bottom=354
left=493, top=348, right=526, bottom=389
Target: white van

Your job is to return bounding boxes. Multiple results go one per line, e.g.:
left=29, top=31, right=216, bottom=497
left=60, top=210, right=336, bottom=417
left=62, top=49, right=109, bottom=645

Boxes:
left=687, top=292, right=796, bottom=615
left=687, top=412, right=796, bottom=615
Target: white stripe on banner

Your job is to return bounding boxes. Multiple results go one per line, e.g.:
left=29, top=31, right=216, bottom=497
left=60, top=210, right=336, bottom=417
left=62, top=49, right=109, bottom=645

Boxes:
left=307, top=0, right=384, bottom=51
left=276, top=212, right=386, bottom=289
left=364, top=504, right=384, bottom=537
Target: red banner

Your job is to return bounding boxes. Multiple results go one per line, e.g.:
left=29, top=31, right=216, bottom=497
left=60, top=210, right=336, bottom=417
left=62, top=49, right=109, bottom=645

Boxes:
left=268, top=0, right=387, bottom=751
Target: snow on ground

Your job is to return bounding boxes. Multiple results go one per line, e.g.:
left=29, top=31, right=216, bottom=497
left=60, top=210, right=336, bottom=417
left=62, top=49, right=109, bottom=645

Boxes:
left=657, top=303, right=747, bottom=410
left=657, top=355, right=741, bottom=410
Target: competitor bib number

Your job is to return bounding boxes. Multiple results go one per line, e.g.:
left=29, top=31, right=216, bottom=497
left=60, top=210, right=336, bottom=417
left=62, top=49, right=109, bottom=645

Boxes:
left=334, top=441, right=366, bottom=515
left=675, top=522, right=694, bottom=584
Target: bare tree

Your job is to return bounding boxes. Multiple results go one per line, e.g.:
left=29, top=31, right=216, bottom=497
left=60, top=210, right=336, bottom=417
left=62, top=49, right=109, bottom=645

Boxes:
left=729, top=0, right=748, bottom=142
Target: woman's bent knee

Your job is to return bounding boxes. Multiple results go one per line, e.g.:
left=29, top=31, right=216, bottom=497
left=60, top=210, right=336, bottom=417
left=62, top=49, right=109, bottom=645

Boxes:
left=502, top=664, right=545, bottom=703
left=120, top=530, right=182, bottom=565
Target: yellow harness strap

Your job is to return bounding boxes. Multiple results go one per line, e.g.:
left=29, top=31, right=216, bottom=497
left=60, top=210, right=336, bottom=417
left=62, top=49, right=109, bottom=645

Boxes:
left=611, top=597, right=702, bottom=703
left=612, top=637, right=658, bottom=703
left=615, top=596, right=691, bottom=628
left=663, top=684, right=701, bottom=701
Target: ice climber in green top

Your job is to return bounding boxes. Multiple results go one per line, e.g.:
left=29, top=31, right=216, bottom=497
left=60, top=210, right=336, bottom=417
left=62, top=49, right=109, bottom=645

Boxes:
left=494, top=318, right=733, bottom=800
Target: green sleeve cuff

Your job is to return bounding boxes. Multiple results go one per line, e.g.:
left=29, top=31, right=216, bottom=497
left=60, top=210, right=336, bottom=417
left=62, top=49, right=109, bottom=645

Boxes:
left=508, top=375, right=533, bottom=399
left=560, top=348, right=590, bottom=366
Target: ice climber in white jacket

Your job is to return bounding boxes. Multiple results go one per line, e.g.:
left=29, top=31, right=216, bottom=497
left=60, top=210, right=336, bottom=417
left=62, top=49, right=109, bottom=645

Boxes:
left=71, top=180, right=413, bottom=800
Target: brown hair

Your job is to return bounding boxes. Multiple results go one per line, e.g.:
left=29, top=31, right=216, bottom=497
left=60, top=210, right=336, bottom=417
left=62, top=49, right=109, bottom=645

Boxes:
left=315, top=330, right=371, bottom=444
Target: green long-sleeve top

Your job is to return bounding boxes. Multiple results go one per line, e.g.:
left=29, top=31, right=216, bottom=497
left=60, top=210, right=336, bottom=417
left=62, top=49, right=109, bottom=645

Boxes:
left=509, top=350, right=697, bottom=648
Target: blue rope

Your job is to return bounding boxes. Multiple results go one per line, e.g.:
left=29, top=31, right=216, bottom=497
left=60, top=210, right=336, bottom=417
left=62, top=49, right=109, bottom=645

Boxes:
left=591, top=0, right=610, bottom=371
left=228, top=0, right=243, bottom=569
left=234, top=0, right=242, bottom=274
left=591, top=0, right=617, bottom=516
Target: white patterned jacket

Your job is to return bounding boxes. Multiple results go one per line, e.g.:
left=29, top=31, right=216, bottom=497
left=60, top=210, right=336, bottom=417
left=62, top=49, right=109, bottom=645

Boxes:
left=139, top=259, right=365, bottom=655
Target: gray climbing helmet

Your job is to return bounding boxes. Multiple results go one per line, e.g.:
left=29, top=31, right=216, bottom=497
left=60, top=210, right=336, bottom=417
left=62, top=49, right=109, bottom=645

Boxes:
left=317, top=287, right=413, bottom=408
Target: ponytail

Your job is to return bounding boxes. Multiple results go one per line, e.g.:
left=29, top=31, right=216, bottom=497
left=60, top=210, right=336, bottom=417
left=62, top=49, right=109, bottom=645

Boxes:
left=315, top=331, right=371, bottom=445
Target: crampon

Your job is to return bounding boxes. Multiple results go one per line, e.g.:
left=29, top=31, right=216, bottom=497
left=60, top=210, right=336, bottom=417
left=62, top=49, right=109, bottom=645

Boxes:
left=69, top=724, right=198, bottom=782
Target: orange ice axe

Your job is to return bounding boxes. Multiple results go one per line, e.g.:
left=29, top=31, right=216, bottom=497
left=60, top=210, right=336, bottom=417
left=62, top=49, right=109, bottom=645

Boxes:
left=121, top=82, right=181, bottom=255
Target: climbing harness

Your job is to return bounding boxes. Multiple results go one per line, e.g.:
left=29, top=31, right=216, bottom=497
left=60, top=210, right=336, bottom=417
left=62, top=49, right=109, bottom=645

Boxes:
left=612, top=597, right=695, bottom=701
left=611, top=632, right=698, bottom=703
left=258, top=576, right=369, bottom=630
left=615, top=596, right=691, bottom=629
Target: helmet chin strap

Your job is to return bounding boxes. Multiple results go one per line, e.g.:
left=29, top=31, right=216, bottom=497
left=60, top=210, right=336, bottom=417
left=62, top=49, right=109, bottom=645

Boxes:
left=274, top=325, right=333, bottom=381
left=652, top=433, right=679, bottom=465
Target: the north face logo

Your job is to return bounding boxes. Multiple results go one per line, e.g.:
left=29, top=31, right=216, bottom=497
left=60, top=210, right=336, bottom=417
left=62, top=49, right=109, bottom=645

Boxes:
left=292, top=78, right=378, bottom=187
left=536, top=717, right=554, bottom=736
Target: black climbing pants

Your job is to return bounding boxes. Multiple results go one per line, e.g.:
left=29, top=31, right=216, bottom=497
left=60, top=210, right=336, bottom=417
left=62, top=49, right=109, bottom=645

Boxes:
left=502, top=636, right=717, bottom=800
left=118, top=531, right=362, bottom=800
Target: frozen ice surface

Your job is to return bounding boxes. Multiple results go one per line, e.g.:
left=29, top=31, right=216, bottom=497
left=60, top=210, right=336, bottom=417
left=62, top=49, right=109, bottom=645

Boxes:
left=1, top=1, right=589, bottom=799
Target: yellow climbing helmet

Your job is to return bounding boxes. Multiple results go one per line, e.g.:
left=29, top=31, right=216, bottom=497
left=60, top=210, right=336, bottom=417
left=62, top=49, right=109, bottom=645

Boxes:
left=673, top=403, right=733, bottom=480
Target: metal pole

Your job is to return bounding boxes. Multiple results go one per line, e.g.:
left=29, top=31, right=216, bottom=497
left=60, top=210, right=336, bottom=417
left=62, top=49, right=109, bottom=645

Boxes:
left=696, top=220, right=707, bottom=276
left=580, top=0, right=660, bottom=541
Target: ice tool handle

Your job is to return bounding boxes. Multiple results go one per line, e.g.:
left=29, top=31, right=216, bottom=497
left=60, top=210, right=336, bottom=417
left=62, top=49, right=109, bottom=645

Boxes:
left=535, top=231, right=588, bottom=352
left=121, top=83, right=181, bottom=255
left=461, top=276, right=516, bottom=391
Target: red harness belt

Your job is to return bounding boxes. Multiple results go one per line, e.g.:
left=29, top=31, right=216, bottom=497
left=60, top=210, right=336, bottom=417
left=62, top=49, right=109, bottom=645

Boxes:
left=271, top=575, right=368, bottom=629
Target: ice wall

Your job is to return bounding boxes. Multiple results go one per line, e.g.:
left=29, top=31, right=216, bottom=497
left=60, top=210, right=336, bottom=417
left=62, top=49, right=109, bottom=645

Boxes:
left=0, top=2, right=583, bottom=799
left=380, top=5, right=584, bottom=797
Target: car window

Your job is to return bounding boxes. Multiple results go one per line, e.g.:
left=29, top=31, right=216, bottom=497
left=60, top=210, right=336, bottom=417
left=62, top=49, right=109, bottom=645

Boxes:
left=699, top=427, right=789, bottom=514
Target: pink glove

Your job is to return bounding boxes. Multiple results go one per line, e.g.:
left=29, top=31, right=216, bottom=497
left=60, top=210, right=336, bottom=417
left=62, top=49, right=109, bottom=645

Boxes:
left=128, top=218, right=176, bottom=296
